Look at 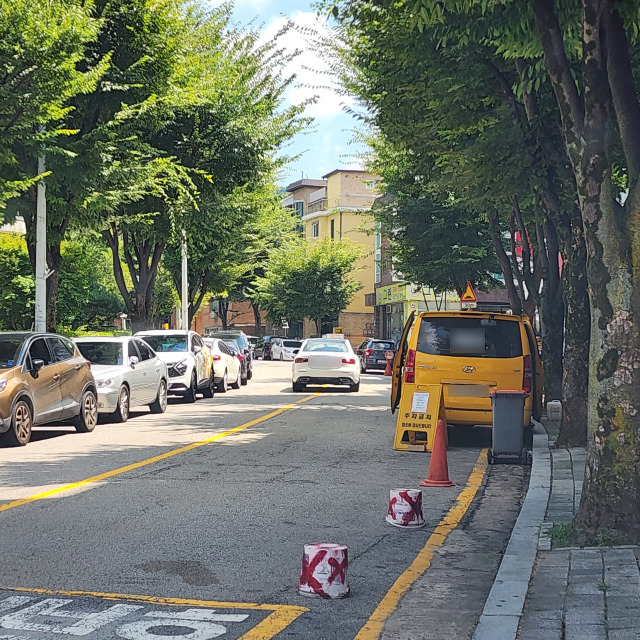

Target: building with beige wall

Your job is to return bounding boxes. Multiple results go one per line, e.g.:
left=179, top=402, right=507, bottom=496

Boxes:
left=284, top=169, right=380, bottom=344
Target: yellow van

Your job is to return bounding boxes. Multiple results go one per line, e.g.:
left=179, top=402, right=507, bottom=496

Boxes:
left=391, top=311, right=543, bottom=429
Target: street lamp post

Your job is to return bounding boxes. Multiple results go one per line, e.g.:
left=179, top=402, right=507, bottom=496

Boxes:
left=181, top=229, right=189, bottom=330
left=34, top=148, right=47, bottom=332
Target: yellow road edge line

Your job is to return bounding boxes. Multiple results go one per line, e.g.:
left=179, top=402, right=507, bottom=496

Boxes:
left=353, top=448, right=488, bottom=640
left=0, top=394, right=320, bottom=515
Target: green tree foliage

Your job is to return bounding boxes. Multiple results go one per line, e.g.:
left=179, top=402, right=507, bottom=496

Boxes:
left=0, top=0, right=105, bottom=207
left=0, top=233, right=34, bottom=329
left=255, top=238, right=363, bottom=336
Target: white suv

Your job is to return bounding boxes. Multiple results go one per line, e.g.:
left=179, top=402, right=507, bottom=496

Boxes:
left=136, top=330, right=213, bottom=402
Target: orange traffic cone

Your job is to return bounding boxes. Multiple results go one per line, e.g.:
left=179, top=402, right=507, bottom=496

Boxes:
left=420, top=419, right=455, bottom=487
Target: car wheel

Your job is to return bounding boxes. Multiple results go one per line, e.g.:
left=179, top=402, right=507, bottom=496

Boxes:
left=3, top=400, right=32, bottom=446
left=361, top=362, right=367, bottom=374
left=279, top=353, right=283, bottom=361
left=184, top=373, right=197, bottom=403
left=113, top=385, right=130, bottom=423
left=150, top=379, right=168, bottom=414
left=292, top=381, right=305, bottom=392
left=203, top=373, right=215, bottom=398
left=241, top=371, right=248, bottom=386
left=247, top=366, right=253, bottom=381
left=73, top=390, right=98, bottom=432
left=216, top=371, right=228, bottom=393
left=230, top=369, right=241, bottom=390
left=349, top=381, right=360, bottom=392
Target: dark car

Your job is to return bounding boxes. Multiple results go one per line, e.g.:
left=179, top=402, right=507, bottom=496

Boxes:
left=211, top=331, right=253, bottom=382
left=221, top=340, right=249, bottom=385
left=254, top=336, right=273, bottom=360
left=356, top=339, right=396, bottom=373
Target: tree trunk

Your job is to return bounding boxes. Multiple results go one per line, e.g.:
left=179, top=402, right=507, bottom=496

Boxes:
left=556, top=209, right=590, bottom=446
left=533, top=0, right=640, bottom=537
left=488, top=210, right=522, bottom=314
left=130, top=313, right=153, bottom=333
left=314, top=318, right=321, bottom=337
left=252, top=302, right=262, bottom=335
left=219, top=299, right=229, bottom=330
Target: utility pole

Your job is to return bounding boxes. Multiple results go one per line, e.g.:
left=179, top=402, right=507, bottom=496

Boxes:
left=34, top=145, right=47, bottom=332
left=181, top=229, right=189, bottom=331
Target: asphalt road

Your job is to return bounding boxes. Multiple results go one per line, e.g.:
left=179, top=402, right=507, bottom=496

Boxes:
left=0, top=361, right=494, bottom=639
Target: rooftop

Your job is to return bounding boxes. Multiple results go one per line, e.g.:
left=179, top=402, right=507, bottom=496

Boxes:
left=285, top=178, right=327, bottom=193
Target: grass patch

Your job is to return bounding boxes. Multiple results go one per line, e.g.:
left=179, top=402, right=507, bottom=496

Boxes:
left=549, top=521, right=631, bottom=548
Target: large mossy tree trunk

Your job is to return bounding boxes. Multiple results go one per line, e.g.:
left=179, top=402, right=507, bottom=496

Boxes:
left=557, top=208, right=590, bottom=446
left=533, top=0, right=640, bottom=537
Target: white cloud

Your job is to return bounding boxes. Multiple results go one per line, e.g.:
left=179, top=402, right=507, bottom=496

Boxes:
left=259, top=11, right=357, bottom=121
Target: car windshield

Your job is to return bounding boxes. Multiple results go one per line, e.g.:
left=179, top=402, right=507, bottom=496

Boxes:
left=304, top=340, right=349, bottom=353
left=140, top=335, right=187, bottom=352
left=77, top=342, right=124, bottom=366
left=0, top=337, right=25, bottom=369
left=417, top=317, right=523, bottom=358
left=283, top=341, right=302, bottom=348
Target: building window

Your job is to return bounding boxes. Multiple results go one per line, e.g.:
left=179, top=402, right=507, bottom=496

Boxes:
left=294, top=201, right=304, bottom=217
left=330, top=219, right=335, bottom=239
left=312, top=221, right=319, bottom=238
left=365, top=180, right=376, bottom=190
left=375, top=248, right=382, bottom=283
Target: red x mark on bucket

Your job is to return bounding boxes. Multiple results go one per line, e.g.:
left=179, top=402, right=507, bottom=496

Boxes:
left=328, top=556, right=348, bottom=585
left=398, top=490, right=422, bottom=525
left=299, top=550, right=327, bottom=596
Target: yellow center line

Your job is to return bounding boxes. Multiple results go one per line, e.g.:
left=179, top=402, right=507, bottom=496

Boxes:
left=0, top=393, right=320, bottom=514
left=354, top=449, right=488, bottom=640
left=4, top=587, right=308, bottom=640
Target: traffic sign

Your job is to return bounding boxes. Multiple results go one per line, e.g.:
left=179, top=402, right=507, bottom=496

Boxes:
left=460, top=281, right=477, bottom=302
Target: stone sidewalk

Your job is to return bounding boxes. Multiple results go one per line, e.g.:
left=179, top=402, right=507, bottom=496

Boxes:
left=516, top=420, right=640, bottom=640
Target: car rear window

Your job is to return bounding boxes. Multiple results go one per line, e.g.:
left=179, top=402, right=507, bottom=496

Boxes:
left=283, top=341, right=302, bottom=348
left=77, top=342, right=124, bottom=365
left=416, top=317, right=522, bottom=358
left=371, top=341, right=394, bottom=350
left=304, top=340, right=349, bottom=352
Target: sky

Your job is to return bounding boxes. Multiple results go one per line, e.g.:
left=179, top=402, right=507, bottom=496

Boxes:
left=209, top=0, right=368, bottom=187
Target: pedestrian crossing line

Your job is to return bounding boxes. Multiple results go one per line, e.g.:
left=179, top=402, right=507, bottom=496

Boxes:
left=2, top=586, right=309, bottom=640
left=0, top=393, right=321, bottom=515
left=353, top=449, right=488, bottom=640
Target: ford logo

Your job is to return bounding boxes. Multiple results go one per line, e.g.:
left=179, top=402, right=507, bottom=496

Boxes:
left=462, top=366, right=476, bottom=373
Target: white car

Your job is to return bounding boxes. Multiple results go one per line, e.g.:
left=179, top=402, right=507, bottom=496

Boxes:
left=272, top=339, right=303, bottom=361
left=203, top=338, right=242, bottom=392
left=292, top=338, right=361, bottom=392
left=136, top=330, right=214, bottom=402
left=74, top=336, right=168, bottom=422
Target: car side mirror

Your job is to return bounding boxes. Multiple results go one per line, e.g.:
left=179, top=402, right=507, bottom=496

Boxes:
left=193, top=344, right=202, bottom=354
left=31, top=359, right=45, bottom=374
left=129, top=356, right=139, bottom=368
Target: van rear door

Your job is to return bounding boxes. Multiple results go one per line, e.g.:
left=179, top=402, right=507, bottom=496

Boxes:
left=413, top=314, right=524, bottom=421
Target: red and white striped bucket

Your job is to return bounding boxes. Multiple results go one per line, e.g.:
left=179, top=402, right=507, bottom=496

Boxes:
left=298, top=543, right=349, bottom=599
left=386, top=489, right=425, bottom=528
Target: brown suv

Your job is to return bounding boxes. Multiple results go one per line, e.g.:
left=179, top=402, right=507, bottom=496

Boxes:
left=0, top=332, right=97, bottom=446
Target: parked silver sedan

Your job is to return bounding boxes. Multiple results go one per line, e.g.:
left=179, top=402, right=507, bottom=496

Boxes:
left=203, top=338, right=241, bottom=392
left=74, top=337, right=168, bottom=422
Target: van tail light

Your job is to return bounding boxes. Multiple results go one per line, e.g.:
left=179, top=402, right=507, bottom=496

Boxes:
left=211, top=355, right=221, bottom=361
left=404, top=349, right=416, bottom=383
left=295, top=357, right=308, bottom=363
left=364, top=349, right=372, bottom=357
left=342, top=358, right=356, bottom=365
left=523, top=354, right=532, bottom=393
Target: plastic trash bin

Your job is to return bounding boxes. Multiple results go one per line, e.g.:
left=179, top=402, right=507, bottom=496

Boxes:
left=488, top=390, right=529, bottom=465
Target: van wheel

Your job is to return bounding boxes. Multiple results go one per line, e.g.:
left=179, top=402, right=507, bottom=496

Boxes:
left=3, top=400, right=32, bottom=446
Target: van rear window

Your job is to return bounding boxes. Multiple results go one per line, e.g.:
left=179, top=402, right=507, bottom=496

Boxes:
left=416, top=317, right=522, bottom=358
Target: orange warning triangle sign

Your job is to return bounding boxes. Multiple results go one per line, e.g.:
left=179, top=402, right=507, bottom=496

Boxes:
left=461, top=282, right=477, bottom=302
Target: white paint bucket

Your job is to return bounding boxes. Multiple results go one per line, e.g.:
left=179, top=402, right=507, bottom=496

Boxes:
left=547, top=400, right=562, bottom=420
left=298, top=543, right=349, bottom=599
left=386, top=489, right=426, bottom=528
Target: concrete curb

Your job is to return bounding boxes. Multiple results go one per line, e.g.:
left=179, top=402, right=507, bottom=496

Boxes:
left=471, top=419, right=551, bottom=640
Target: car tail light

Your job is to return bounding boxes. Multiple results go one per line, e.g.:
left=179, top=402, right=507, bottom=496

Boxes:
left=523, top=354, right=532, bottom=393
left=211, top=355, right=221, bottom=361
left=295, top=357, right=308, bottom=363
left=86, top=360, right=91, bottom=370
left=342, top=357, right=356, bottom=364
left=404, top=349, right=416, bottom=383
left=364, top=349, right=371, bottom=357
left=237, top=355, right=244, bottom=361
